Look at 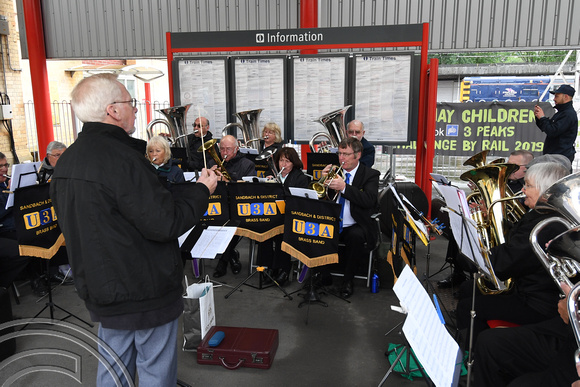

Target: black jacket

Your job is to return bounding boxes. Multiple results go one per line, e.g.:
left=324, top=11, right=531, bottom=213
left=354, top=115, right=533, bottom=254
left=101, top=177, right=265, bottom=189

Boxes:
left=281, top=168, right=310, bottom=194
left=156, top=158, right=186, bottom=186
left=490, top=209, right=565, bottom=316
left=360, top=137, right=375, bottom=168
left=51, top=122, right=209, bottom=318
left=188, top=132, right=215, bottom=171
left=334, top=163, right=380, bottom=247
left=535, top=100, right=578, bottom=161
left=209, top=151, right=256, bottom=181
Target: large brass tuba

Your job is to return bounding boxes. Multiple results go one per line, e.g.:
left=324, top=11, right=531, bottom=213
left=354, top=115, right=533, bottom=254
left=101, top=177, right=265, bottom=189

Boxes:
left=222, top=109, right=263, bottom=152
left=529, top=172, right=580, bottom=374
left=460, top=163, right=524, bottom=294
left=309, top=105, right=351, bottom=152
left=145, top=105, right=192, bottom=159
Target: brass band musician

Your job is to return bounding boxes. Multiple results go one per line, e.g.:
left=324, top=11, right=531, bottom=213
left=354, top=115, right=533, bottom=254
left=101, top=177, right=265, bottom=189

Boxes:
left=318, top=137, right=380, bottom=298
left=456, top=161, right=570, bottom=347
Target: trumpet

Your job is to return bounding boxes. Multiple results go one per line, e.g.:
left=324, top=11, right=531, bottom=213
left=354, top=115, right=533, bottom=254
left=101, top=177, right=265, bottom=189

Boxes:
left=198, top=139, right=233, bottom=181
left=308, top=162, right=345, bottom=200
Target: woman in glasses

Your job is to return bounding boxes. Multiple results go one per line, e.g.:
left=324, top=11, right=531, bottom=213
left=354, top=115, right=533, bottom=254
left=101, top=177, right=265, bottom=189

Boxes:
left=38, top=141, right=67, bottom=184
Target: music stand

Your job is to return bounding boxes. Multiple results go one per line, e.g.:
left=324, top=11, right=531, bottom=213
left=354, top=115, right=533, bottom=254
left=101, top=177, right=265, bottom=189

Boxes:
left=179, top=222, right=238, bottom=291
left=12, top=184, right=92, bottom=327
left=380, top=265, right=462, bottom=387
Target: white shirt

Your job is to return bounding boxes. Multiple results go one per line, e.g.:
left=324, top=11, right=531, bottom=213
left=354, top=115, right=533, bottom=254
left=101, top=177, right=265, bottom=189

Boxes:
left=337, top=162, right=359, bottom=229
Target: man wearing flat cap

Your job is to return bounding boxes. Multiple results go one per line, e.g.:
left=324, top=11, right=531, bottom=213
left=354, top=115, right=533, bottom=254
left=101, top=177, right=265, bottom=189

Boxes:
left=534, top=84, right=578, bottom=163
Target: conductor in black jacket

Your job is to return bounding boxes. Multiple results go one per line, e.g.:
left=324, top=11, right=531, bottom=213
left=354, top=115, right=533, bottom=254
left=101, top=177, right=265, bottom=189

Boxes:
left=322, top=137, right=380, bottom=298
left=51, top=74, right=218, bottom=386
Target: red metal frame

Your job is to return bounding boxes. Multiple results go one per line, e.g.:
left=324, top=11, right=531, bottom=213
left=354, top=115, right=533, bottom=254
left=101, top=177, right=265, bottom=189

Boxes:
left=23, top=0, right=54, bottom=158
left=165, top=23, right=435, bottom=213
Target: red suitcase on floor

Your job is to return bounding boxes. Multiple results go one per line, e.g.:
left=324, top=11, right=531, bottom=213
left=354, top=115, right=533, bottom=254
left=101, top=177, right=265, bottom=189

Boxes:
left=197, top=326, right=279, bottom=370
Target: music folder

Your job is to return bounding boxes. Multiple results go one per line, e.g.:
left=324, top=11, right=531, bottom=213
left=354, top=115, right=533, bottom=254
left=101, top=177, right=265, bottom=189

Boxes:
left=179, top=223, right=237, bottom=259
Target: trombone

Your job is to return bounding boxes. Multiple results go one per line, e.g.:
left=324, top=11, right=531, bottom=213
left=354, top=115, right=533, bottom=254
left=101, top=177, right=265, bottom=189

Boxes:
left=198, top=138, right=233, bottom=181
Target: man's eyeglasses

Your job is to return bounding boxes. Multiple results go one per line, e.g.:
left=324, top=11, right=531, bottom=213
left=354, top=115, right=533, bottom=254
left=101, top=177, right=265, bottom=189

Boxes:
left=112, top=98, right=138, bottom=108
left=193, top=123, right=207, bottom=128
left=0, top=163, right=9, bottom=169
left=48, top=153, right=63, bottom=159
left=220, top=147, right=236, bottom=152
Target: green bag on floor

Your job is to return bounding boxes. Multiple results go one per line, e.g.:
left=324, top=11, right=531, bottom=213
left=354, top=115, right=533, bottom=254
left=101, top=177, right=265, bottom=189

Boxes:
left=387, top=343, right=468, bottom=381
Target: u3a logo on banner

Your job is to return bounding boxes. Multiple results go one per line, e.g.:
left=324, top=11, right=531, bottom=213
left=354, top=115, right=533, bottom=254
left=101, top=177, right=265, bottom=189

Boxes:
left=23, top=207, right=57, bottom=230
left=237, top=202, right=278, bottom=216
left=292, top=219, right=334, bottom=239
left=204, top=202, right=222, bottom=216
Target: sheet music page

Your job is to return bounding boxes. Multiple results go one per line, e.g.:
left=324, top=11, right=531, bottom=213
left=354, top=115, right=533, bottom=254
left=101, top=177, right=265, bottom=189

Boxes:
left=190, top=226, right=237, bottom=259
left=446, top=210, right=489, bottom=276
left=6, top=162, right=42, bottom=209
left=289, top=187, right=319, bottom=200
left=393, top=265, right=460, bottom=387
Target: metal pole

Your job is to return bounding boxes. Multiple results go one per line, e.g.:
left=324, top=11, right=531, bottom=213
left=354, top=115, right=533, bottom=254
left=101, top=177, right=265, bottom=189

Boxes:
left=22, top=0, right=54, bottom=157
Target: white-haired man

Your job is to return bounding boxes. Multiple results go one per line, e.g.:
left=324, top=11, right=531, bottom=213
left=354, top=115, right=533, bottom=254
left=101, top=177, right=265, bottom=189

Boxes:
left=51, top=73, right=217, bottom=386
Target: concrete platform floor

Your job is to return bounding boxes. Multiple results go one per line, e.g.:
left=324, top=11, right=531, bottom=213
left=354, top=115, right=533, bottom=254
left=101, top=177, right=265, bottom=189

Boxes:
left=1, top=234, right=464, bottom=386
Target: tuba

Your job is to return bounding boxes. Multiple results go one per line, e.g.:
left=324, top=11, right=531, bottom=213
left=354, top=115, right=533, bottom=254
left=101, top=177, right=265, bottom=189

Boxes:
left=145, top=105, right=192, bottom=160
left=198, top=138, right=233, bottom=181
left=461, top=163, right=525, bottom=294
left=309, top=106, right=351, bottom=152
left=529, top=172, right=580, bottom=374
left=222, top=109, right=263, bottom=152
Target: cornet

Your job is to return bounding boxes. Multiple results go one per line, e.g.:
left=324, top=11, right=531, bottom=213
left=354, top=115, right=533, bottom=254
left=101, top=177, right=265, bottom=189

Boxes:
left=308, top=162, right=345, bottom=200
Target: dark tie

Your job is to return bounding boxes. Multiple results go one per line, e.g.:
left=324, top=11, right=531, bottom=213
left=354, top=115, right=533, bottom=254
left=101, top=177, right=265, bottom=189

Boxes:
left=339, top=172, right=351, bottom=232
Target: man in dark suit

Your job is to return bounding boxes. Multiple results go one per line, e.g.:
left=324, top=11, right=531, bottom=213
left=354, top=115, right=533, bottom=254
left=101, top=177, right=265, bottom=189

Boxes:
left=323, top=137, right=380, bottom=298
left=347, top=120, right=375, bottom=167
left=187, top=116, right=215, bottom=171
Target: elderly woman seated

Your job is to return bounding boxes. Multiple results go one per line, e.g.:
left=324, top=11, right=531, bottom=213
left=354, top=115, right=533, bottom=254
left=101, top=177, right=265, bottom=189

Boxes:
left=147, top=135, right=185, bottom=186
left=456, top=161, right=571, bottom=348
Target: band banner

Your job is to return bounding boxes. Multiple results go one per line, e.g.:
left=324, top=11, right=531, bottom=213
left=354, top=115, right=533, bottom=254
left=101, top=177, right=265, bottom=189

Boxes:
left=307, top=153, right=339, bottom=180
left=228, top=181, right=286, bottom=241
left=395, top=102, right=555, bottom=156
left=200, top=181, right=230, bottom=226
left=281, top=196, right=340, bottom=268
left=12, top=183, right=65, bottom=259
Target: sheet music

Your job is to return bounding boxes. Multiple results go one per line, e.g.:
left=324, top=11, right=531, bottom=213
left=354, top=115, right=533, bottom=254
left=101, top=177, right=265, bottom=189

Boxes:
left=6, top=162, right=42, bottom=209
left=446, top=210, right=489, bottom=276
left=289, top=187, right=319, bottom=200
left=393, top=265, right=460, bottom=387
left=190, top=226, right=237, bottom=259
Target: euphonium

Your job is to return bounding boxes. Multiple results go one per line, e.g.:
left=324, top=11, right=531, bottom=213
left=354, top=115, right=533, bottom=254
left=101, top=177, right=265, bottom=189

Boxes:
left=222, top=109, right=263, bottom=152
left=198, top=138, right=233, bottom=181
left=461, top=163, right=523, bottom=294
left=256, top=148, right=281, bottom=183
left=309, top=106, right=351, bottom=153
left=308, top=162, right=345, bottom=199
left=145, top=104, right=192, bottom=160
left=529, top=172, right=580, bottom=374
left=530, top=172, right=580, bottom=292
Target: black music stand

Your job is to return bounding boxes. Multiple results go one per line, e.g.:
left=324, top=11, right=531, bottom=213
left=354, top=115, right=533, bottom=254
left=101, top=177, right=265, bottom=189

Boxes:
left=224, top=265, right=293, bottom=300
left=12, top=184, right=93, bottom=327
left=180, top=222, right=238, bottom=291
